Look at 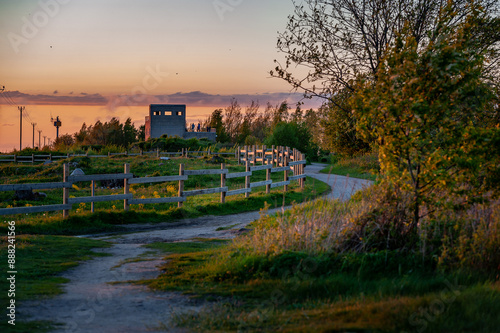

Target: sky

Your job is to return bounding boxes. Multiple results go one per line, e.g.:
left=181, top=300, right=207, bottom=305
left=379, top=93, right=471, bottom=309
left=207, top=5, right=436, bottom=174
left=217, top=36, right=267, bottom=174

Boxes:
left=0, top=0, right=321, bottom=152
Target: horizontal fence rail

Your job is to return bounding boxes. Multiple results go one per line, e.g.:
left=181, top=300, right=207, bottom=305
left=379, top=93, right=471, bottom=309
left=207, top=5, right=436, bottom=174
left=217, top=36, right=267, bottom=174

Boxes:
left=0, top=148, right=239, bottom=164
left=0, top=145, right=307, bottom=217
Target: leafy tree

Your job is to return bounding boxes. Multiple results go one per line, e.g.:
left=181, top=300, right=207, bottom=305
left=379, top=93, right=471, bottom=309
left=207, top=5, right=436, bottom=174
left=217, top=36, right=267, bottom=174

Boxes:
left=322, top=89, right=370, bottom=156
left=265, top=121, right=317, bottom=159
left=251, top=103, right=273, bottom=142
left=205, top=108, right=229, bottom=143
left=352, top=5, right=499, bottom=230
left=237, top=101, right=259, bottom=144
left=73, top=118, right=140, bottom=147
left=271, top=0, right=499, bottom=157
left=224, top=99, right=243, bottom=143
left=54, top=134, right=75, bottom=150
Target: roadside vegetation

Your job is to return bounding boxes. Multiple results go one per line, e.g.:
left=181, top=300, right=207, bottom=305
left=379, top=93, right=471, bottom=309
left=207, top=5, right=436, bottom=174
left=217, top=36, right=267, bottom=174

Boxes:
left=142, top=186, right=500, bottom=332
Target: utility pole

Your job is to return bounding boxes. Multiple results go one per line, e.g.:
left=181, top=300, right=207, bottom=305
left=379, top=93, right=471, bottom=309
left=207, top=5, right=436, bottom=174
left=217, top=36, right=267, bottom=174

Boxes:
left=38, top=130, right=42, bottom=149
left=52, top=116, right=62, bottom=140
left=31, top=122, right=36, bottom=148
left=18, top=106, right=25, bottom=150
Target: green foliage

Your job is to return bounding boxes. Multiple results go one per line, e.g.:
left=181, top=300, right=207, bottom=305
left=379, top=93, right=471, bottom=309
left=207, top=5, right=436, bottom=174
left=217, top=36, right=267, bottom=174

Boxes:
left=353, top=5, right=499, bottom=230
left=321, top=90, right=370, bottom=156
left=264, top=121, right=319, bottom=160
left=74, top=117, right=139, bottom=148
left=133, top=136, right=211, bottom=152
left=205, top=108, right=229, bottom=143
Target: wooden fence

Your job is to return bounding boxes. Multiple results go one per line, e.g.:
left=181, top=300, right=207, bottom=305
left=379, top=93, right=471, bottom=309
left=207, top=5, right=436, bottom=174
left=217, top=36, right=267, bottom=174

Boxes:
left=0, top=148, right=237, bottom=164
left=0, top=145, right=306, bottom=217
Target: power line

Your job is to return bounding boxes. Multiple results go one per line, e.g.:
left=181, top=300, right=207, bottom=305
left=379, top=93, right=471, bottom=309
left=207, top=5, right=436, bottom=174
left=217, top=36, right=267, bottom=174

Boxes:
left=2, top=91, right=17, bottom=106
left=18, top=106, right=25, bottom=150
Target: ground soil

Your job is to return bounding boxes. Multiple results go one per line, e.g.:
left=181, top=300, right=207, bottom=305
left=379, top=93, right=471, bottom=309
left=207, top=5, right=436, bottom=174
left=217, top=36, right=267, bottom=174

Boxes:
left=18, top=163, right=372, bottom=333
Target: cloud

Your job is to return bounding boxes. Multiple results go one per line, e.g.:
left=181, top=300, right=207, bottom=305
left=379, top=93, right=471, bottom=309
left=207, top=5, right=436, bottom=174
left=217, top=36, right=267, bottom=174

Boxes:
left=0, top=90, right=324, bottom=110
left=106, top=91, right=323, bottom=112
left=0, top=90, right=108, bottom=106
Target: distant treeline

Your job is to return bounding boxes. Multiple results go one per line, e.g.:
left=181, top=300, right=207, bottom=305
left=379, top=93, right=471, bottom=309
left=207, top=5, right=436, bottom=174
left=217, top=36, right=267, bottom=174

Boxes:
left=42, top=99, right=330, bottom=161
left=54, top=118, right=145, bottom=149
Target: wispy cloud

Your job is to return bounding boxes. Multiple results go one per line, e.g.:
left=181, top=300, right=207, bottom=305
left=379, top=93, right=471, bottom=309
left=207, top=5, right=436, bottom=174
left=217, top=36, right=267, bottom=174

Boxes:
left=0, top=91, right=107, bottom=106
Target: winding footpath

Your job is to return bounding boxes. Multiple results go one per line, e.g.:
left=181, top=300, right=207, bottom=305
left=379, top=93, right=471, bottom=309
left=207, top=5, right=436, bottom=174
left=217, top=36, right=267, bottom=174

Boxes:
left=18, top=164, right=372, bottom=333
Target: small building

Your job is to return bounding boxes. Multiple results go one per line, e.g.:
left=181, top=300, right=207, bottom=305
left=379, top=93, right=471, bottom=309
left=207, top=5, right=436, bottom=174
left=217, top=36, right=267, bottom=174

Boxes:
left=145, top=104, right=216, bottom=141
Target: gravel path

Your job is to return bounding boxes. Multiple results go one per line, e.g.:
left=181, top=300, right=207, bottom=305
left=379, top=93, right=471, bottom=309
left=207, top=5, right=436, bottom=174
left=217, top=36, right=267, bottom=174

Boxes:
left=18, top=164, right=372, bottom=333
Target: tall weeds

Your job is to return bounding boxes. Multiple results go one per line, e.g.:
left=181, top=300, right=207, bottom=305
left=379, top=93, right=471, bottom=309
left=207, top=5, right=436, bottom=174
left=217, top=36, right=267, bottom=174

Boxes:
left=232, top=183, right=500, bottom=275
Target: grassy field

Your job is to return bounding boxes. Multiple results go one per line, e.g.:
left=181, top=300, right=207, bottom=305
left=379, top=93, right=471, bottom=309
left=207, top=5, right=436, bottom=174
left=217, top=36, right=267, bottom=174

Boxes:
left=321, top=153, right=380, bottom=181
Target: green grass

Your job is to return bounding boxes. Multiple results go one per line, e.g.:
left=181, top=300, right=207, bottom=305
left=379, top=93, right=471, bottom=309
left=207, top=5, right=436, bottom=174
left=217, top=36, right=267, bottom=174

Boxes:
left=142, top=239, right=500, bottom=332
left=0, top=234, right=110, bottom=332
left=144, top=238, right=229, bottom=254
left=320, top=153, right=379, bottom=181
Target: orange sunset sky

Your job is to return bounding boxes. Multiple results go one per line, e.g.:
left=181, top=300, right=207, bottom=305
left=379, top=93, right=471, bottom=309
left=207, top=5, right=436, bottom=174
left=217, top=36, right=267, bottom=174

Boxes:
left=0, top=0, right=322, bottom=152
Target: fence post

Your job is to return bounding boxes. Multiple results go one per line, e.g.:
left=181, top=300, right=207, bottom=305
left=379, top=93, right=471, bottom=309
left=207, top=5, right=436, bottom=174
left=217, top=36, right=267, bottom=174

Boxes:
left=178, top=163, right=184, bottom=208
left=108, top=152, right=111, bottom=158
left=284, top=148, right=290, bottom=192
left=67, top=153, right=70, bottom=159
left=63, top=163, right=69, bottom=218
left=220, top=163, right=226, bottom=204
left=271, top=145, right=275, bottom=166
left=140, top=149, right=143, bottom=156
left=49, top=153, right=52, bottom=161
left=91, top=180, right=95, bottom=213
left=156, top=148, right=160, bottom=158
left=124, top=163, right=130, bottom=211
left=235, top=146, right=238, bottom=162
left=181, top=148, right=184, bottom=157
left=252, top=145, right=257, bottom=166
left=14, top=155, right=17, bottom=163
left=244, top=145, right=248, bottom=164
left=262, top=145, right=266, bottom=165
left=32, top=154, right=35, bottom=164
left=301, top=153, right=305, bottom=189
left=245, top=160, right=250, bottom=198
left=266, top=158, right=271, bottom=194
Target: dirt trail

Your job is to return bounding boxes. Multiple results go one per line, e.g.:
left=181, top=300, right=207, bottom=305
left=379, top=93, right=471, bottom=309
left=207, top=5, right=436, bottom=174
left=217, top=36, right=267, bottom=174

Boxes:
left=18, top=164, right=372, bottom=333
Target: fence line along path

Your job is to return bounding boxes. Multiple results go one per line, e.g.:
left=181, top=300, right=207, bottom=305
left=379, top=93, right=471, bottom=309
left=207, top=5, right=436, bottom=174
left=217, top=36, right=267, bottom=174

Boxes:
left=0, top=145, right=306, bottom=217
